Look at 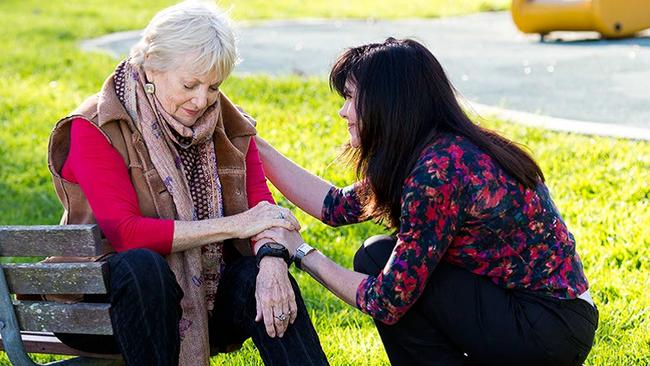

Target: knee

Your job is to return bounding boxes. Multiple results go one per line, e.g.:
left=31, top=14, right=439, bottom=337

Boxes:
left=353, top=235, right=396, bottom=275
left=110, top=248, right=170, bottom=280
left=223, top=257, right=305, bottom=302
left=108, top=249, right=182, bottom=303
left=223, top=256, right=258, bottom=294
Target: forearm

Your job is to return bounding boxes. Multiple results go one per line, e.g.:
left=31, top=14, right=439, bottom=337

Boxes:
left=300, top=250, right=368, bottom=307
left=171, top=216, right=240, bottom=252
left=255, top=136, right=333, bottom=219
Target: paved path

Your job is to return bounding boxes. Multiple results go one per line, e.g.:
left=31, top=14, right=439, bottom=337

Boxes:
left=81, top=12, right=650, bottom=136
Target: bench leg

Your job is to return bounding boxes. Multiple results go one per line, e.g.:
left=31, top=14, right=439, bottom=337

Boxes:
left=0, top=264, right=39, bottom=366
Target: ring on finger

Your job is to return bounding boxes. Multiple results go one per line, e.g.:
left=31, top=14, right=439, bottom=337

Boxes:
left=274, top=312, right=288, bottom=321
left=278, top=211, right=285, bottom=220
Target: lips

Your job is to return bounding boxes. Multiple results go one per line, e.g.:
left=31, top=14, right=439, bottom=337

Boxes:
left=183, top=108, right=199, bottom=116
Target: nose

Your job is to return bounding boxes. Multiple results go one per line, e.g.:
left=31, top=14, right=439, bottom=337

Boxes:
left=192, top=89, right=209, bottom=110
left=338, top=100, right=349, bottom=119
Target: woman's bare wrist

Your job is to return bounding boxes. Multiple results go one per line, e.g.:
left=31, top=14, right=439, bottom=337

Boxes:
left=259, top=256, right=287, bottom=268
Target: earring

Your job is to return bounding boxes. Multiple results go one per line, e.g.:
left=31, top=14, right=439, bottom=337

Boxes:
left=144, top=83, right=155, bottom=94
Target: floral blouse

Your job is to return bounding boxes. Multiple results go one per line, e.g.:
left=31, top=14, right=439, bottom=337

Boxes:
left=321, top=133, right=589, bottom=325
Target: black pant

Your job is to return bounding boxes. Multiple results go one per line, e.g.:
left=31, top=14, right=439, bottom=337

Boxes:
left=353, top=235, right=598, bottom=366
left=57, top=249, right=328, bottom=366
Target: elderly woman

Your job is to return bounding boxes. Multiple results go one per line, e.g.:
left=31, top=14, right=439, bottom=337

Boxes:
left=46, top=2, right=327, bottom=365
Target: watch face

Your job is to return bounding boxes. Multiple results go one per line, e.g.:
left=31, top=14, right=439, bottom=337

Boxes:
left=267, top=242, right=285, bottom=250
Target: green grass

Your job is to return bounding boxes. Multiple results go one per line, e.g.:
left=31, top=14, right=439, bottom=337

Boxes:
left=223, top=0, right=509, bottom=20
left=1, top=1, right=648, bottom=365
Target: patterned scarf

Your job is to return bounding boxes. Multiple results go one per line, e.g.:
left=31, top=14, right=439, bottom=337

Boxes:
left=115, top=59, right=224, bottom=366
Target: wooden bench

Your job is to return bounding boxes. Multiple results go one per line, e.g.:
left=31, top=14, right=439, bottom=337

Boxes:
left=0, top=225, right=123, bottom=365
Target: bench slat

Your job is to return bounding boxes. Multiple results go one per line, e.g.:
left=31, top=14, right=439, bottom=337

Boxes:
left=0, top=332, right=122, bottom=361
left=0, top=225, right=112, bottom=257
left=14, top=301, right=113, bottom=335
left=3, top=262, right=108, bottom=295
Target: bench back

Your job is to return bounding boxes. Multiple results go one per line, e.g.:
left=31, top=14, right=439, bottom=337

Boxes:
left=0, top=225, right=114, bottom=335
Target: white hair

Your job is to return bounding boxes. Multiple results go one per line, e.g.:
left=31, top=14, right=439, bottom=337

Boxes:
left=129, top=0, right=238, bottom=78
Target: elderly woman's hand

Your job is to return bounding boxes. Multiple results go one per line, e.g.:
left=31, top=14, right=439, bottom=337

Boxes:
left=235, top=201, right=301, bottom=239
left=255, top=256, right=298, bottom=338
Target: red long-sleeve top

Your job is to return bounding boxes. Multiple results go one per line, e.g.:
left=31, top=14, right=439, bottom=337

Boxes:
left=61, top=117, right=274, bottom=255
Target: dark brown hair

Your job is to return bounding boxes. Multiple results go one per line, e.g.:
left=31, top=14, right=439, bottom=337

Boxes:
left=330, top=38, right=545, bottom=228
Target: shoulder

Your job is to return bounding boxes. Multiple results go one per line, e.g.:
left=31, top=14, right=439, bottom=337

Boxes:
left=420, top=132, right=490, bottom=162
left=71, top=94, right=100, bottom=120
left=404, top=133, right=504, bottom=204
left=409, top=134, right=478, bottom=180
left=69, top=117, right=110, bottom=144
left=219, top=93, right=257, bottom=139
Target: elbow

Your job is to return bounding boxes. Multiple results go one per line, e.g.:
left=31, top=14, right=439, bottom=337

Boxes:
left=376, top=308, right=406, bottom=326
left=101, top=216, right=140, bottom=252
left=379, top=318, right=399, bottom=326
left=318, top=211, right=335, bottom=226
left=104, top=227, right=129, bottom=253
left=319, top=210, right=349, bottom=227
left=94, top=209, right=172, bottom=255
left=321, top=218, right=343, bottom=228
left=360, top=299, right=407, bottom=325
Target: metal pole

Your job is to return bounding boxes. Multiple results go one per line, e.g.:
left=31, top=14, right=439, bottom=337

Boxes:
left=45, top=358, right=123, bottom=365
left=0, top=264, right=38, bottom=366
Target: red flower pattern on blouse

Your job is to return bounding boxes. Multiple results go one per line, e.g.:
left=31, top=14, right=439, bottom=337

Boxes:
left=321, top=133, right=589, bottom=324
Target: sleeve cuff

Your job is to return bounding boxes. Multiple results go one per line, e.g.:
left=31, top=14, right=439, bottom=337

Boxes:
left=320, top=186, right=339, bottom=225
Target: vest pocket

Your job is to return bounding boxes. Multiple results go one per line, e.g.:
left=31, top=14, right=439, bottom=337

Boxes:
left=142, top=168, right=176, bottom=220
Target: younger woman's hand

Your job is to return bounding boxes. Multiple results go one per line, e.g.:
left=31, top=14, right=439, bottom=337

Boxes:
left=253, top=227, right=305, bottom=256
left=235, top=201, right=301, bottom=239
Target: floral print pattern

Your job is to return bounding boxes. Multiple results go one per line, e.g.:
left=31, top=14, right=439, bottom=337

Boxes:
left=322, top=133, right=589, bottom=324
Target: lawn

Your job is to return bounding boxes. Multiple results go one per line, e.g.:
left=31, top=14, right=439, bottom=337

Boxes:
left=1, top=1, right=648, bottom=365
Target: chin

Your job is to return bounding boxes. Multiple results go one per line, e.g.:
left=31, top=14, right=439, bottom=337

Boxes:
left=176, top=117, right=197, bottom=127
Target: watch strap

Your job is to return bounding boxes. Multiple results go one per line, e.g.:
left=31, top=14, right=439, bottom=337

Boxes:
left=294, top=243, right=316, bottom=270
left=256, top=242, right=291, bottom=267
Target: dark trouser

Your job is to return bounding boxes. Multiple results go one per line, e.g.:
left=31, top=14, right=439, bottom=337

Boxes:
left=57, top=249, right=328, bottom=366
left=209, top=254, right=328, bottom=366
left=353, top=235, right=599, bottom=366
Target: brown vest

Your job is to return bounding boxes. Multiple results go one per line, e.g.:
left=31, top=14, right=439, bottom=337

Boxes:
left=48, top=75, right=255, bottom=256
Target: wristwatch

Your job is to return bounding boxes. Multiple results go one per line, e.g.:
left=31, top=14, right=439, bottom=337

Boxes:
left=256, top=242, right=291, bottom=267
left=293, top=243, right=316, bottom=270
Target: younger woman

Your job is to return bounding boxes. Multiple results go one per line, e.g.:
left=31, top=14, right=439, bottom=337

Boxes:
left=254, top=38, right=598, bottom=366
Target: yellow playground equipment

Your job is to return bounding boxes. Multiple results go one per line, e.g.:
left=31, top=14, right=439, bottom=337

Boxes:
left=511, top=0, right=650, bottom=39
